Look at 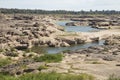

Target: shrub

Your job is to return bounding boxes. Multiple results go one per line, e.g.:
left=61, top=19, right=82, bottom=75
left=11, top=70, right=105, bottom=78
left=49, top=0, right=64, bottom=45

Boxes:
left=0, top=73, right=16, bottom=80
left=34, top=53, right=63, bottom=63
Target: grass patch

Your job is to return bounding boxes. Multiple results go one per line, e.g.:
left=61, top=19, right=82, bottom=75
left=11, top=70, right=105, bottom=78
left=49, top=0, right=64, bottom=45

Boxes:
left=38, top=65, right=48, bottom=71
left=0, top=74, right=16, bottom=80
left=0, top=72, right=95, bottom=80
left=24, top=46, right=46, bottom=54
left=34, top=53, right=63, bottom=63
left=0, top=58, right=11, bottom=67
left=108, top=75, right=120, bottom=80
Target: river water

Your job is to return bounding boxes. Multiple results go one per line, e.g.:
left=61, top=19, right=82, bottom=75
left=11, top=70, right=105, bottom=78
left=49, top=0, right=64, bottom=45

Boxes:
left=57, top=21, right=100, bottom=32
left=46, top=21, right=104, bottom=54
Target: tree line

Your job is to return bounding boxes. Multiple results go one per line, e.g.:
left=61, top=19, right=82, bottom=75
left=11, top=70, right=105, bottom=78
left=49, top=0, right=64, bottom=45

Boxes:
left=0, top=8, right=120, bottom=15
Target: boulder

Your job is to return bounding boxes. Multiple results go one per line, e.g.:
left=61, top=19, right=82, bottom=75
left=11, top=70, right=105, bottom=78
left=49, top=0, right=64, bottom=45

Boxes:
left=15, top=44, right=28, bottom=50
left=102, top=55, right=116, bottom=61
left=60, top=42, right=70, bottom=47
left=104, top=35, right=120, bottom=45
left=0, top=54, right=7, bottom=59
left=33, top=22, right=40, bottom=27
left=4, top=51, right=18, bottom=57
left=0, top=59, right=34, bottom=75
left=75, top=38, right=86, bottom=44
left=90, top=37, right=100, bottom=42
left=66, top=22, right=76, bottom=26
left=47, top=40, right=59, bottom=47
left=61, top=38, right=76, bottom=45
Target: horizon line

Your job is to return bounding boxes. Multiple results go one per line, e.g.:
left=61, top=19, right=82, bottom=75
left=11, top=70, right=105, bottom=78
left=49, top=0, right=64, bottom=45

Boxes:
left=0, top=8, right=120, bottom=12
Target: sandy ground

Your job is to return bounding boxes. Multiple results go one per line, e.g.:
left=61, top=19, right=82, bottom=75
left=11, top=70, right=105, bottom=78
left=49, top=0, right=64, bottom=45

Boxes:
left=62, top=54, right=120, bottom=80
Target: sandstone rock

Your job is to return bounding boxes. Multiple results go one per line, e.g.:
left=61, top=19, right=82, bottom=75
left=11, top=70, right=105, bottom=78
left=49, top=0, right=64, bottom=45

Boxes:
left=46, top=63, right=60, bottom=67
left=32, top=70, right=40, bottom=74
left=0, top=54, right=7, bottom=59
left=0, top=37, right=8, bottom=43
left=60, top=42, right=70, bottom=47
left=41, top=68, right=54, bottom=73
left=47, top=40, right=59, bottom=47
left=102, top=55, right=116, bottom=61
left=23, top=68, right=35, bottom=73
left=14, top=15, right=33, bottom=20
left=75, top=37, right=86, bottom=44
left=33, top=22, right=40, bottom=27
left=55, top=68, right=68, bottom=73
left=104, top=35, right=120, bottom=45
left=15, top=44, right=28, bottom=50
left=27, top=62, right=46, bottom=70
left=66, top=22, right=89, bottom=26
left=66, top=22, right=76, bottom=26
left=113, top=51, right=120, bottom=55
left=4, top=51, right=18, bottom=57
left=90, top=37, right=100, bottom=42
left=116, top=64, right=120, bottom=66
left=0, top=59, right=34, bottom=75
left=61, top=38, right=76, bottom=45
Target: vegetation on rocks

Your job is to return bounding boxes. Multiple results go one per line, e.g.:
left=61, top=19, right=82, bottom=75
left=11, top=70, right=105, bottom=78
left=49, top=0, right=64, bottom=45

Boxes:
left=0, top=72, right=95, bottom=80
left=25, top=46, right=46, bottom=54
left=34, top=53, right=63, bottom=63
left=0, top=58, right=11, bottom=67
left=38, top=65, right=48, bottom=71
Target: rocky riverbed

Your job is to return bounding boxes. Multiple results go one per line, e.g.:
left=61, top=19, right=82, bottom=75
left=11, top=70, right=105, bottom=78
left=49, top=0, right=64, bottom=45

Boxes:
left=0, top=14, right=120, bottom=50
left=0, top=14, right=102, bottom=50
left=66, top=15, right=120, bottom=29
left=0, top=35, right=120, bottom=80
left=0, top=14, right=120, bottom=80
left=39, top=35, right=120, bottom=80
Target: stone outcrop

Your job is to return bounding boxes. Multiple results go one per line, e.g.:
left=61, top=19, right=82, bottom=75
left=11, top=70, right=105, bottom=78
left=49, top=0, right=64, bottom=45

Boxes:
left=1, top=14, right=120, bottom=50
left=0, top=14, right=66, bottom=49
left=66, top=21, right=89, bottom=26
left=69, top=16, right=120, bottom=29
left=104, top=35, right=120, bottom=45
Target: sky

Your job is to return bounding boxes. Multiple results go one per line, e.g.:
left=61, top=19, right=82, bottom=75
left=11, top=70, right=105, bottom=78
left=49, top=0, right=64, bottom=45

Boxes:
left=0, top=0, right=120, bottom=11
